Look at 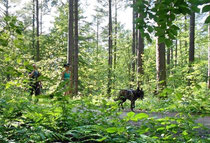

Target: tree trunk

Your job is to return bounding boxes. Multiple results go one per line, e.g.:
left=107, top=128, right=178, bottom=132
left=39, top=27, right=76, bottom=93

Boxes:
left=131, top=0, right=136, bottom=88
left=175, top=39, right=177, bottom=66
left=40, top=0, right=43, bottom=34
left=137, top=26, right=144, bottom=87
left=180, top=40, right=182, bottom=64
left=171, top=45, right=173, bottom=68
left=96, top=17, right=99, bottom=58
left=156, top=38, right=166, bottom=91
left=167, top=47, right=170, bottom=65
left=5, top=0, right=9, bottom=16
left=107, top=0, right=112, bottom=95
left=114, top=0, right=117, bottom=70
left=185, top=16, right=188, bottom=63
left=68, top=0, right=74, bottom=94
left=36, top=0, right=40, bottom=61
left=188, top=11, right=195, bottom=86
left=208, top=12, right=210, bottom=89
left=32, top=0, right=35, bottom=60
left=74, top=0, right=79, bottom=95
left=189, top=12, right=195, bottom=64
left=167, top=46, right=170, bottom=76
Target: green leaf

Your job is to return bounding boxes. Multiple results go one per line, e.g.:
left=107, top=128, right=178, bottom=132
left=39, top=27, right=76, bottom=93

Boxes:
left=134, top=113, right=149, bottom=120
left=127, top=112, right=135, bottom=118
left=16, top=28, right=22, bottom=35
left=191, top=5, right=200, bottom=13
left=202, top=5, right=210, bottom=13
left=5, top=56, right=11, bottom=62
left=182, top=130, right=188, bottom=136
left=147, top=26, right=153, bottom=33
left=197, top=0, right=210, bottom=5
left=158, top=36, right=165, bottom=44
left=97, top=137, right=107, bottom=142
left=189, top=0, right=206, bottom=5
left=204, top=15, right=210, bottom=24
left=106, top=127, right=118, bottom=133
left=138, top=128, right=149, bottom=134
left=165, top=39, right=173, bottom=47
left=17, top=58, right=21, bottom=64
left=157, top=127, right=165, bottom=131
left=0, top=48, right=4, bottom=52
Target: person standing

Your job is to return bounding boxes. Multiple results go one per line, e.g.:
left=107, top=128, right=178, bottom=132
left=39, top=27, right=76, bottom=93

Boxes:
left=29, top=64, right=41, bottom=96
left=61, top=63, right=71, bottom=95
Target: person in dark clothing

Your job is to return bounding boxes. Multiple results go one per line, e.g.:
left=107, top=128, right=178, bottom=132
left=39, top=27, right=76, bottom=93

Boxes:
left=29, top=64, right=41, bottom=96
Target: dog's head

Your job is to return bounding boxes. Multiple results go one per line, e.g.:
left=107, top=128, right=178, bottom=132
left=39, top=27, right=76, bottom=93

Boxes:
left=136, top=87, right=144, bottom=100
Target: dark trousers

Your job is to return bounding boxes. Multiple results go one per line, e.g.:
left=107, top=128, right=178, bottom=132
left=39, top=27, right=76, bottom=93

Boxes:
left=30, top=82, right=41, bottom=96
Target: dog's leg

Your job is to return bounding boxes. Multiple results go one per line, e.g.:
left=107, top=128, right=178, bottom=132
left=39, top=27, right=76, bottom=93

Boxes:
left=118, top=101, right=123, bottom=110
left=131, top=100, right=135, bottom=111
left=118, top=99, right=126, bottom=110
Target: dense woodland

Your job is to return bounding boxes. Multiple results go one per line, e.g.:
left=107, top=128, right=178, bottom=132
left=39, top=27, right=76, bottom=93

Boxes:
left=0, top=0, right=210, bottom=142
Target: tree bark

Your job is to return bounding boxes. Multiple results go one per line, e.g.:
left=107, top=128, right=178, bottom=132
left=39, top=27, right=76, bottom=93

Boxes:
left=5, top=0, right=9, bottom=16
left=131, top=0, right=136, bottom=87
left=184, top=16, right=188, bottom=63
left=36, top=0, right=40, bottom=61
left=167, top=47, right=170, bottom=65
left=96, top=17, right=99, bottom=58
left=40, top=0, right=43, bottom=34
left=107, top=0, right=112, bottom=95
left=32, top=0, right=35, bottom=60
left=156, top=38, right=166, bottom=91
left=74, top=0, right=79, bottom=95
left=114, top=0, right=117, bottom=70
left=208, top=12, right=210, bottom=89
left=188, top=11, right=195, bottom=86
left=171, top=45, right=173, bottom=68
left=180, top=40, right=182, bottom=64
left=175, top=39, right=177, bottom=66
left=137, top=26, right=144, bottom=87
left=68, top=0, right=74, bottom=94
left=189, top=12, right=195, bottom=64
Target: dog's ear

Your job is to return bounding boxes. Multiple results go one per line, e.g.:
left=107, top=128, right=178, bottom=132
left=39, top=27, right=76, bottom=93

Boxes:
left=141, top=88, right=143, bottom=91
left=137, top=87, right=140, bottom=91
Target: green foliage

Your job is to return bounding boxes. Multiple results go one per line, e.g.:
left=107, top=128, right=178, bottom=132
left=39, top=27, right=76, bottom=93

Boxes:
left=1, top=89, right=208, bottom=142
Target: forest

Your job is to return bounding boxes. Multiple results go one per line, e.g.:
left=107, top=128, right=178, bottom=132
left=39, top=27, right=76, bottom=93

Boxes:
left=0, top=0, right=210, bottom=142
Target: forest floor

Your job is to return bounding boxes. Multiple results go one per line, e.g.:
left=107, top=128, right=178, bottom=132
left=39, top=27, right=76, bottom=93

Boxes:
left=120, top=109, right=210, bottom=138
left=120, top=109, right=210, bottom=128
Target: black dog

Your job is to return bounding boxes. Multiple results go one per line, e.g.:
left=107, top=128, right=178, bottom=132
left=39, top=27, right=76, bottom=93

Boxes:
left=114, top=87, right=144, bottom=111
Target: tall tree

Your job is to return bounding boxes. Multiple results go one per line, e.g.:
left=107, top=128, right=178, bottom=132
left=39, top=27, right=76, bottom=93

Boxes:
left=32, top=0, right=35, bottom=60
left=184, top=16, right=188, bottom=63
left=68, top=0, right=74, bottom=94
left=137, top=23, right=144, bottom=87
left=167, top=47, right=170, bottom=65
left=5, top=0, right=9, bottom=16
left=171, top=45, right=173, bottom=68
left=208, top=12, right=210, bottom=89
left=189, top=11, right=195, bottom=64
left=40, top=0, right=43, bottom=34
left=131, top=0, right=136, bottom=87
left=114, top=0, right=117, bottom=70
left=156, top=38, right=166, bottom=91
left=188, top=9, right=195, bottom=86
left=93, top=7, right=104, bottom=58
left=107, top=0, right=112, bottom=95
left=36, top=0, right=40, bottom=61
left=175, top=39, right=177, bottom=66
left=74, top=0, right=79, bottom=95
